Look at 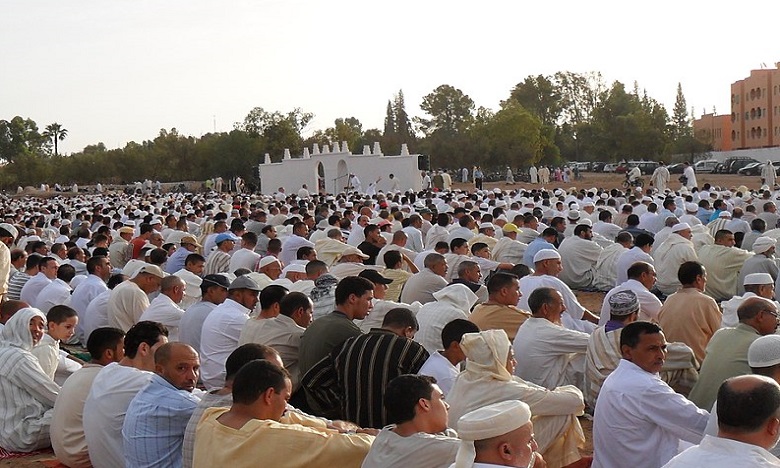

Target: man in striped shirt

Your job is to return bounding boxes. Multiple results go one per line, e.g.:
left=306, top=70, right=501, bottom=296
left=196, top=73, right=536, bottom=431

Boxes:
left=304, top=307, right=429, bottom=428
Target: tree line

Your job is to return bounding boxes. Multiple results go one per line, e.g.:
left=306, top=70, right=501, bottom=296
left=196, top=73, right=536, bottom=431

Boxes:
left=0, top=71, right=710, bottom=188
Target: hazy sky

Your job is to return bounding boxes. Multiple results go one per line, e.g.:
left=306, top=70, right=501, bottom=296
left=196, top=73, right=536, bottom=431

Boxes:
left=2, top=0, right=778, bottom=154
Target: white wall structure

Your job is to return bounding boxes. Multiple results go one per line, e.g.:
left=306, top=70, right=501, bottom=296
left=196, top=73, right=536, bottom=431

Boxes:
left=257, top=142, right=421, bottom=194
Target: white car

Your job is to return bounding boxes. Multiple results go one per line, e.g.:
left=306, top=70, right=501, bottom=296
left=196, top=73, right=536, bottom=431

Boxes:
left=602, top=163, right=618, bottom=173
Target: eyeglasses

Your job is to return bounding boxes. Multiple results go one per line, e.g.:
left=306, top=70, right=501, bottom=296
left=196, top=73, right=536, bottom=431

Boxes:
left=763, top=309, right=780, bottom=320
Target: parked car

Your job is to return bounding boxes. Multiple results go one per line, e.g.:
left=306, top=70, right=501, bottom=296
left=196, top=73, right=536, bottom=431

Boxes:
left=694, top=159, right=719, bottom=173
left=738, top=161, right=780, bottom=176
left=591, top=162, right=607, bottom=172
left=717, top=156, right=759, bottom=174
left=602, top=163, right=618, bottom=173
left=667, top=163, right=685, bottom=174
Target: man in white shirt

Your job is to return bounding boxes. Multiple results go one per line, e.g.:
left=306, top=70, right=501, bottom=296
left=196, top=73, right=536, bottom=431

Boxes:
left=36, top=263, right=75, bottom=314
left=228, top=231, right=262, bottom=273
left=362, top=374, right=460, bottom=468
left=614, top=233, right=655, bottom=286
left=20, top=255, right=57, bottom=305
left=600, top=261, right=663, bottom=325
left=139, top=276, right=187, bottom=342
left=199, top=276, right=261, bottom=390
left=51, top=327, right=125, bottom=468
left=665, top=374, right=780, bottom=467
left=593, top=232, right=632, bottom=291
left=108, top=264, right=164, bottom=331
left=70, top=256, right=111, bottom=342
left=403, top=215, right=425, bottom=253
left=280, top=222, right=314, bottom=266
left=415, top=283, right=479, bottom=355
left=238, top=292, right=312, bottom=390
left=519, top=249, right=600, bottom=333
left=654, top=223, right=698, bottom=295
left=514, top=287, right=590, bottom=392
left=418, top=319, right=479, bottom=396
left=593, top=321, right=709, bottom=468
left=83, top=321, right=168, bottom=468
left=557, top=225, right=603, bottom=290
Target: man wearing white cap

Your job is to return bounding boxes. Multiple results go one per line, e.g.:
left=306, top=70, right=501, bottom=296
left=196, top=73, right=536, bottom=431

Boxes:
left=453, top=400, right=544, bottom=468
left=557, top=224, right=603, bottom=291
left=697, top=229, right=753, bottom=301
left=519, top=249, right=599, bottom=333
left=658, top=261, right=721, bottom=363
left=448, top=330, right=587, bottom=468
left=593, top=321, right=709, bottom=468
left=670, top=375, right=780, bottom=467
left=732, top=237, right=779, bottom=296
left=678, top=202, right=702, bottom=227
left=654, top=223, right=698, bottom=295
left=469, top=223, right=499, bottom=250
left=721, top=273, right=778, bottom=328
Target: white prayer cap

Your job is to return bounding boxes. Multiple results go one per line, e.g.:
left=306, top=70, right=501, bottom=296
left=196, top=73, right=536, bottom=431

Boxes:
left=566, top=210, right=580, bottom=221
left=743, top=272, right=774, bottom=286
left=685, top=202, right=698, bottom=212
left=748, top=335, right=780, bottom=368
left=718, top=211, right=732, bottom=218
left=752, top=237, right=777, bottom=255
left=671, top=222, right=691, bottom=233
left=281, top=263, right=307, bottom=276
left=0, top=223, right=18, bottom=239
left=258, top=256, right=280, bottom=269
left=533, top=249, right=560, bottom=263
left=454, top=400, right=532, bottom=468
left=478, top=222, right=495, bottom=230
left=577, top=219, right=593, bottom=227
left=583, top=201, right=595, bottom=208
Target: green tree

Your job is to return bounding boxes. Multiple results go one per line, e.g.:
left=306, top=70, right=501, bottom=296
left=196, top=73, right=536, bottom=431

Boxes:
left=504, top=75, right=562, bottom=127
left=235, top=107, right=313, bottom=161
left=417, top=84, right=475, bottom=136
left=44, top=123, right=68, bottom=157
left=0, top=116, right=49, bottom=163
left=469, top=103, right=555, bottom=168
left=671, top=83, right=691, bottom=140
left=394, top=90, right=415, bottom=148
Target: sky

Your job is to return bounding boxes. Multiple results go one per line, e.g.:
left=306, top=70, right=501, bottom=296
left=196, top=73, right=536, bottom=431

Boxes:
left=2, top=0, right=779, bottom=155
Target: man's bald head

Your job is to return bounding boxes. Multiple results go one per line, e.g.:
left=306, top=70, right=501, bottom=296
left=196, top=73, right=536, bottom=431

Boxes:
left=154, top=342, right=200, bottom=392
left=0, top=300, right=29, bottom=324
left=717, top=375, right=780, bottom=448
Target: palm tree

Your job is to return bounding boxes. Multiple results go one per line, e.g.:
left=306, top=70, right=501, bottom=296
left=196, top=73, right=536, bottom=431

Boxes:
left=44, top=123, right=68, bottom=156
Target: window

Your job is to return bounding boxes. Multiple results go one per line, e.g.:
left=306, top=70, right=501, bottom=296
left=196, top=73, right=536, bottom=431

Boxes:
left=757, top=108, right=762, bottom=118
left=732, top=130, right=736, bottom=141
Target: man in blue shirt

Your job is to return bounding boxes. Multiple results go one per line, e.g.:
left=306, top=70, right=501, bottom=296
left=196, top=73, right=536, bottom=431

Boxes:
left=522, top=228, right=558, bottom=268
left=123, top=342, right=202, bottom=468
